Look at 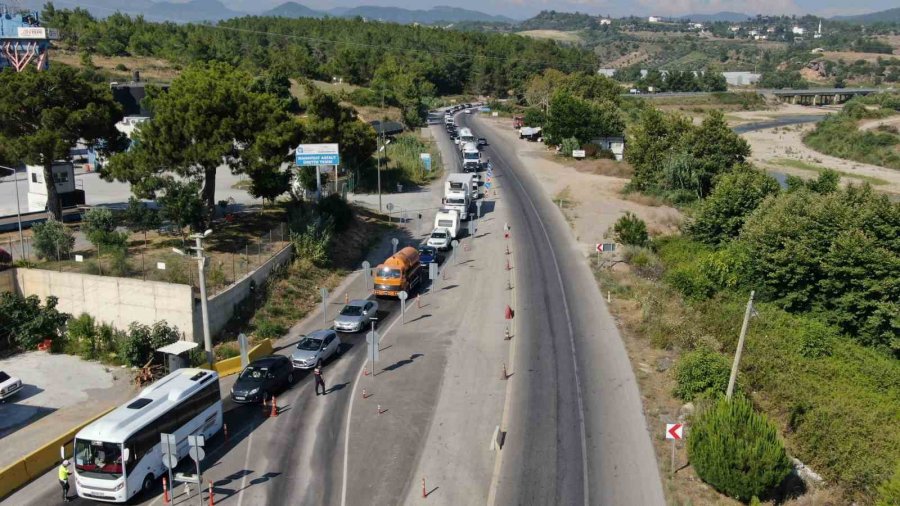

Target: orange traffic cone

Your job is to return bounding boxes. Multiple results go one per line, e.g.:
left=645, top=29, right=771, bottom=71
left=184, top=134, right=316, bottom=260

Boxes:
left=270, top=396, right=278, bottom=417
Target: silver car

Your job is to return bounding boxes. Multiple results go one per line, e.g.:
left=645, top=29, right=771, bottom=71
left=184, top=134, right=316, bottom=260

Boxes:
left=334, top=299, right=378, bottom=333
left=0, top=371, right=22, bottom=401
left=291, top=329, right=342, bottom=369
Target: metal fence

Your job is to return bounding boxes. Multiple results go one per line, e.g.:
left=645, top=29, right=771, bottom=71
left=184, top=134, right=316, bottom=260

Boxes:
left=2, top=223, right=291, bottom=296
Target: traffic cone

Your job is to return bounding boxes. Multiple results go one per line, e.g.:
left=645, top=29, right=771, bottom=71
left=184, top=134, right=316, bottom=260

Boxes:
left=363, top=388, right=370, bottom=399
left=224, top=423, right=229, bottom=443
left=345, top=293, right=349, bottom=304
left=504, top=327, right=511, bottom=340
left=364, top=367, right=370, bottom=376
left=505, top=244, right=510, bottom=255
left=504, top=305, right=513, bottom=320
left=208, top=481, right=215, bottom=506
left=163, top=476, right=169, bottom=504
left=506, top=258, right=511, bottom=271
left=270, top=396, right=278, bottom=417
left=422, top=477, right=427, bottom=498
left=501, top=363, right=508, bottom=380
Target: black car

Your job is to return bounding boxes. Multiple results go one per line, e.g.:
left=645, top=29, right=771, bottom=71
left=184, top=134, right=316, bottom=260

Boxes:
left=230, top=355, right=295, bottom=403
left=477, top=137, right=487, bottom=147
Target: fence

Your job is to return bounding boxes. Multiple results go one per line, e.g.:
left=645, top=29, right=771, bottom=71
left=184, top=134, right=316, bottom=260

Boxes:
left=4, top=222, right=292, bottom=297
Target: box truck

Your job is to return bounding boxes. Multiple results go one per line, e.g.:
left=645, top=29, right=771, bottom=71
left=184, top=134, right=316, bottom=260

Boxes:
left=373, top=246, right=423, bottom=297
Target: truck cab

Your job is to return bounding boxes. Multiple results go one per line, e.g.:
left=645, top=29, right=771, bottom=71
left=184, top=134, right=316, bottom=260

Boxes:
left=462, top=142, right=481, bottom=172
left=373, top=246, right=422, bottom=298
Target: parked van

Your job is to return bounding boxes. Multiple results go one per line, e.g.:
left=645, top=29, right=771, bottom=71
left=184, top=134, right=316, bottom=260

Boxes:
left=373, top=246, right=423, bottom=297
left=434, top=209, right=461, bottom=238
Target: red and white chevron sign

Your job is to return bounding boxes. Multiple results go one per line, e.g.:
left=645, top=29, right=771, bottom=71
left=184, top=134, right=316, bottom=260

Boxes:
left=666, top=423, right=684, bottom=440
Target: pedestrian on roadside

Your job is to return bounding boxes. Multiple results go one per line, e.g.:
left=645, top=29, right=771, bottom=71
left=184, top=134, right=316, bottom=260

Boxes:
left=58, top=459, right=70, bottom=502
left=314, top=365, right=326, bottom=396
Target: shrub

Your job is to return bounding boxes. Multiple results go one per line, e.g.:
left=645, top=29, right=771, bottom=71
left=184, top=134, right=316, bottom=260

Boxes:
left=316, top=195, right=353, bottom=232
left=108, top=247, right=131, bottom=277
left=666, top=265, right=716, bottom=300
left=623, top=246, right=663, bottom=279
left=559, top=137, right=580, bottom=157
left=82, top=207, right=124, bottom=248
left=67, top=313, right=98, bottom=360
left=0, top=293, right=69, bottom=352
left=291, top=220, right=333, bottom=266
left=613, top=212, right=648, bottom=247
left=877, top=462, right=900, bottom=506
left=688, top=396, right=792, bottom=503
left=216, top=342, right=240, bottom=360
left=254, top=318, right=286, bottom=340
left=32, top=219, right=75, bottom=260
left=673, top=347, right=732, bottom=401
left=118, top=321, right=180, bottom=367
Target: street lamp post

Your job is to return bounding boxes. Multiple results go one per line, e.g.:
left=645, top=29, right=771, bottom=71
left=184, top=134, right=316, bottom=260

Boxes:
left=0, top=164, right=26, bottom=260
left=174, top=229, right=215, bottom=367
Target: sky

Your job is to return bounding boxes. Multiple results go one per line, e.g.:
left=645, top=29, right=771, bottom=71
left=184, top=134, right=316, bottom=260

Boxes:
left=222, top=0, right=898, bottom=18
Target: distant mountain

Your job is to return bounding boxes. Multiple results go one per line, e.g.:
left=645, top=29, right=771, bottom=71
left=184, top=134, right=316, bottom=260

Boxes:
left=832, top=7, right=900, bottom=24
left=338, top=5, right=515, bottom=24
left=262, top=2, right=324, bottom=19
left=146, top=0, right=245, bottom=22
left=679, top=12, right=751, bottom=23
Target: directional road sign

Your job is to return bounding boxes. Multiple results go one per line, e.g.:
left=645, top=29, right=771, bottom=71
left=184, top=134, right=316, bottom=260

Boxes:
left=665, top=423, right=684, bottom=440
left=296, top=143, right=340, bottom=166
left=428, top=262, right=438, bottom=280
left=451, top=239, right=459, bottom=249
left=189, top=446, right=205, bottom=462
left=162, top=453, right=179, bottom=469
left=392, top=237, right=399, bottom=254
left=386, top=203, right=394, bottom=211
left=476, top=200, right=482, bottom=217
left=596, top=243, right=616, bottom=252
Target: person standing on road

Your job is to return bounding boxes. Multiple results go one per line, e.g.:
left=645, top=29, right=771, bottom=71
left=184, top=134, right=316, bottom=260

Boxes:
left=314, top=365, right=326, bottom=396
left=58, top=460, right=70, bottom=502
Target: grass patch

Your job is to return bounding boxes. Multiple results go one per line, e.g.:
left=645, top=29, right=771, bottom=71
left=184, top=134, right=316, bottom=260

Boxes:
left=804, top=115, right=900, bottom=170
left=771, top=158, right=889, bottom=185
left=516, top=29, right=584, bottom=44
left=650, top=92, right=767, bottom=111
left=357, top=132, right=444, bottom=192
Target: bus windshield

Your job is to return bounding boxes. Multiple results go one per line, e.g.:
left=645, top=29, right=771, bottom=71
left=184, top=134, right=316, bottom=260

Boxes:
left=75, top=439, right=124, bottom=479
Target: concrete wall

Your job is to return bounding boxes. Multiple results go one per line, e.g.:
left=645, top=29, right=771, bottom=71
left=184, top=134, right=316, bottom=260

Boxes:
left=197, top=244, right=293, bottom=339
left=0, top=269, right=12, bottom=294
left=14, top=268, right=196, bottom=340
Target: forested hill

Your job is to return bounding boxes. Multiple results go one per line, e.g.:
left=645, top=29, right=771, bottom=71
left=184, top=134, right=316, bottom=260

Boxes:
left=42, top=7, right=596, bottom=97
left=517, top=10, right=601, bottom=31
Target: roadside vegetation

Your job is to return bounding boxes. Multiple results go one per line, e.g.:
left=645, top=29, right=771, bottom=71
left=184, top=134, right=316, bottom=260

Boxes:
left=803, top=95, right=900, bottom=170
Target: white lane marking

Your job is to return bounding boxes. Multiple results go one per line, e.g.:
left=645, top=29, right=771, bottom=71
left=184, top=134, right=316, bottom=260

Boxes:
left=339, top=309, right=403, bottom=506
left=502, top=133, right=591, bottom=506
left=237, top=433, right=253, bottom=506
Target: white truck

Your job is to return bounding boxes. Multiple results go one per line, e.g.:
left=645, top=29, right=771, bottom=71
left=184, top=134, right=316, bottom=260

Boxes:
left=457, top=127, right=476, bottom=151
left=445, top=173, right=475, bottom=200
left=462, top=142, right=481, bottom=172
left=433, top=209, right=461, bottom=239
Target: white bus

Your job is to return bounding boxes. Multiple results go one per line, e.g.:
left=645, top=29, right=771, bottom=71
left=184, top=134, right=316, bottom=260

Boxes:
left=73, top=368, right=223, bottom=503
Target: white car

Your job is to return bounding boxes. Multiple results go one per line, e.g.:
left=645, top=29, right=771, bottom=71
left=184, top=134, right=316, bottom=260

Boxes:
left=427, top=228, right=452, bottom=250
left=0, top=371, right=23, bottom=401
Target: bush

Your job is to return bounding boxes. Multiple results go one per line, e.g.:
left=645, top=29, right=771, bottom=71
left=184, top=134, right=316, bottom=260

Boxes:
left=613, top=212, right=648, bottom=247
left=291, top=220, right=333, bottom=266
left=254, top=318, right=286, bottom=340
left=316, top=195, right=353, bottom=232
left=673, top=348, right=732, bottom=401
left=877, top=462, right=900, bottom=506
left=67, top=313, right=98, bottom=360
left=32, top=219, right=75, bottom=260
left=688, top=396, right=792, bottom=502
left=118, top=321, right=180, bottom=367
left=82, top=207, right=124, bottom=248
left=559, top=137, right=580, bottom=157
left=623, top=246, right=663, bottom=279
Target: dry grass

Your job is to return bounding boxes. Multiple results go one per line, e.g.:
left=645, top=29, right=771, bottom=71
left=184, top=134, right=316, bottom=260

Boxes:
left=52, top=50, right=180, bottom=82
left=822, top=50, right=898, bottom=62
left=516, top=30, right=583, bottom=44
left=622, top=191, right=669, bottom=207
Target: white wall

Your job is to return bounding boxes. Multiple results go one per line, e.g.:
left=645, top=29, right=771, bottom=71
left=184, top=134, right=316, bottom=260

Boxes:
left=14, top=268, right=196, bottom=340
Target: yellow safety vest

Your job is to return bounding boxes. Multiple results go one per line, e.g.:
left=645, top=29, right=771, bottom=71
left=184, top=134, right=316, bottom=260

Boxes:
left=58, top=465, right=68, bottom=481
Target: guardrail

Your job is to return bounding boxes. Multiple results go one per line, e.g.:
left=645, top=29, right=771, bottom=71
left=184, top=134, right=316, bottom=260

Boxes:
left=0, top=338, right=273, bottom=500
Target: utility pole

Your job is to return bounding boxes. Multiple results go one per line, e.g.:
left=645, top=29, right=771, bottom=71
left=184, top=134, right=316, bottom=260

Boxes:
left=174, top=230, right=214, bottom=367
left=378, top=87, right=385, bottom=212
left=726, top=290, right=755, bottom=400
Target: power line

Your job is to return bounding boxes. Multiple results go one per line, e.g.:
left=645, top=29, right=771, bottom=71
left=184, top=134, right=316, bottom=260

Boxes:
left=41, top=0, right=600, bottom=74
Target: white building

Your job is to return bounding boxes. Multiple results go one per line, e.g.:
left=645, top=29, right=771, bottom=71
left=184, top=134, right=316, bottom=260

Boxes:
left=691, top=23, right=704, bottom=30
left=729, top=25, right=740, bottom=32
left=115, top=116, right=149, bottom=139
left=597, top=68, right=616, bottom=77
left=26, top=162, right=78, bottom=212
left=648, top=16, right=661, bottom=23
left=592, top=137, right=626, bottom=161
left=599, top=18, right=611, bottom=25
left=722, top=71, right=762, bottom=86
left=792, top=26, right=805, bottom=35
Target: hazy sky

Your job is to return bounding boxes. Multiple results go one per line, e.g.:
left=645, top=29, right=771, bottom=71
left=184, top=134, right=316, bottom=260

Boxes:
left=223, top=0, right=898, bottom=18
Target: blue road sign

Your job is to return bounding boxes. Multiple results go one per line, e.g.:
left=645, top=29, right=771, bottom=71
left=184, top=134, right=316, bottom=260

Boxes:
left=296, top=143, right=340, bottom=166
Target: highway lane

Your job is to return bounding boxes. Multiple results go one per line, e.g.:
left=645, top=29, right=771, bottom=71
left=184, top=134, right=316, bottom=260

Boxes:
left=458, top=114, right=666, bottom=505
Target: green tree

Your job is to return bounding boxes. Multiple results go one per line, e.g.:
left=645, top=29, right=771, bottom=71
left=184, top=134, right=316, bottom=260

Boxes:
left=626, top=108, right=692, bottom=192
left=105, top=62, right=301, bottom=224
left=0, top=66, right=124, bottom=221
left=673, top=348, right=732, bottom=401
left=157, top=179, right=204, bottom=238
left=544, top=91, right=623, bottom=145
left=613, top=212, right=649, bottom=247
left=82, top=207, right=127, bottom=249
left=683, top=110, right=750, bottom=197
left=524, top=69, right=567, bottom=112
left=0, top=293, right=69, bottom=351
left=371, top=57, right=435, bottom=127
left=688, top=396, right=792, bottom=502
left=303, top=86, right=377, bottom=170
left=691, top=168, right=781, bottom=244
left=786, top=169, right=840, bottom=195
left=31, top=219, right=75, bottom=261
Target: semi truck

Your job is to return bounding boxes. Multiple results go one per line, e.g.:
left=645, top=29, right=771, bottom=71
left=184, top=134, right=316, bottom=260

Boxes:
left=444, top=173, right=474, bottom=219
left=373, top=246, right=423, bottom=297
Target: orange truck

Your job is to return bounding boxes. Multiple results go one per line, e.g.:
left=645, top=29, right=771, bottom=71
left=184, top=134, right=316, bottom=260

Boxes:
left=373, top=246, right=423, bottom=297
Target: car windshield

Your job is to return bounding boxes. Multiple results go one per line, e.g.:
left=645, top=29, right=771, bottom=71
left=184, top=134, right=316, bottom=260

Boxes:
left=447, top=198, right=465, bottom=205
left=297, top=337, right=323, bottom=351
left=0, top=372, right=9, bottom=382
left=75, top=439, right=123, bottom=479
left=431, top=231, right=448, bottom=239
left=341, top=305, right=363, bottom=316
left=419, top=248, right=434, bottom=255
left=238, top=366, right=269, bottom=380
left=464, top=152, right=479, bottom=159
left=378, top=267, right=401, bottom=279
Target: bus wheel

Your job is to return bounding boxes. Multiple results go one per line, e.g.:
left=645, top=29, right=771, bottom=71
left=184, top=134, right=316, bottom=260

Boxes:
left=142, top=474, right=154, bottom=495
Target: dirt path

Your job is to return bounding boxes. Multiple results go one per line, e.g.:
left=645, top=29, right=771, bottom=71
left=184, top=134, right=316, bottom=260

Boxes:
left=476, top=117, right=681, bottom=254
left=859, top=114, right=900, bottom=131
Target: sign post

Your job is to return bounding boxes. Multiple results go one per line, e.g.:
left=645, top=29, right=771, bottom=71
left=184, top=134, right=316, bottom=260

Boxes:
left=391, top=237, right=399, bottom=255
left=428, top=261, right=439, bottom=291
left=320, top=287, right=329, bottom=326
left=296, top=143, right=340, bottom=201
left=451, top=240, right=460, bottom=264
left=366, top=326, right=379, bottom=377
left=187, top=434, right=205, bottom=506
left=476, top=199, right=483, bottom=219
left=595, top=242, right=616, bottom=266
left=665, top=423, right=684, bottom=476
left=160, top=433, right=177, bottom=496
left=398, top=290, right=408, bottom=324
left=419, top=153, right=432, bottom=173
left=238, top=333, right=249, bottom=369
left=386, top=202, right=394, bottom=223
left=362, top=261, right=371, bottom=291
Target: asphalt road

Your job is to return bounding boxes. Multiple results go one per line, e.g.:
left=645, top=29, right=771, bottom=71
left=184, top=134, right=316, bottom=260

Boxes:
left=457, top=114, right=666, bottom=505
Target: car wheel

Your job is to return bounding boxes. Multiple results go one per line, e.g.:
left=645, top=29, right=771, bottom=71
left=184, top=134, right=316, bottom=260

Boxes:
left=142, top=474, right=155, bottom=496
left=287, top=371, right=295, bottom=386
left=316, top=359, right=323, bottom=368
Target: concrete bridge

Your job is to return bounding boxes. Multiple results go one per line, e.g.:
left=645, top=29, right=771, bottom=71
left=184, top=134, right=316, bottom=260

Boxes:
left=769, top=87, right=878, bottom=105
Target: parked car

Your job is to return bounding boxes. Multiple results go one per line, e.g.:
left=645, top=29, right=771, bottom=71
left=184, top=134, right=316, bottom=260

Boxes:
left=418, top=245, right=441, bottom=264
left=334, top=299, right=378, bottom=333
left=0, top=371, right=22, bottom=401
left=427, top=228, right=452, bottom=250
left=292, top=330, right=342, bottom=369
left=230, top=355, right=295, bottom=403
